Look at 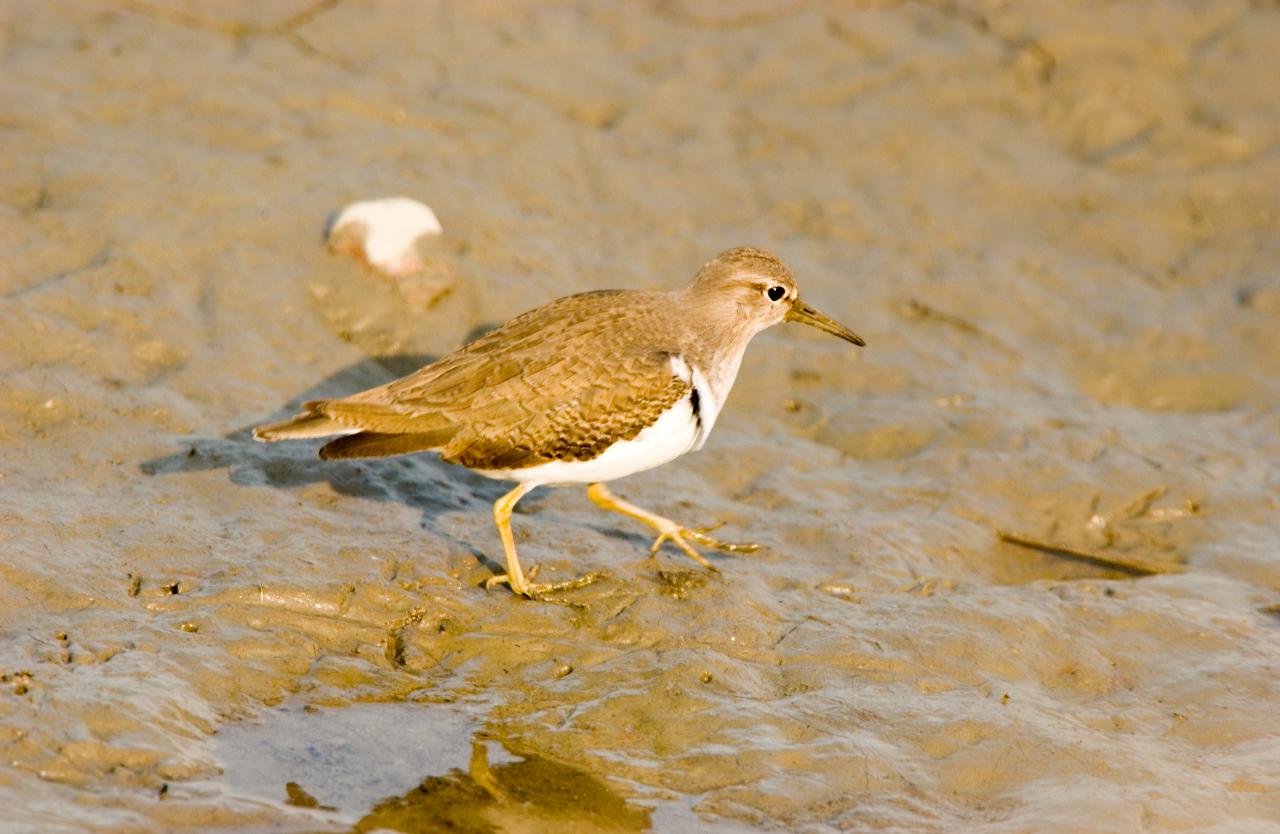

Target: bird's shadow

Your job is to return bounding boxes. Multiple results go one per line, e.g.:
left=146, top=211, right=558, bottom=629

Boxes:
left=139, top=350, right=552, bottom=568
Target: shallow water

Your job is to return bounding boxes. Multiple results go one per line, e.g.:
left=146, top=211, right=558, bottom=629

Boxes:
left=216, top=702, right=484, bottom=824
left=2, top=1, right=1279, bottom=832
left=214, top=700, right=753, bottom=833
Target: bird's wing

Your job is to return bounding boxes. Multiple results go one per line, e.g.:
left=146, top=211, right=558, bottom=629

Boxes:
left=438, top=350, right=690, bottom=471
left=307, top=290, right=693, bottom=470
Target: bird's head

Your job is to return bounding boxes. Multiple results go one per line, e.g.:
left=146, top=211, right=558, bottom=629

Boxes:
left=689, top=247, right=865, bottom=346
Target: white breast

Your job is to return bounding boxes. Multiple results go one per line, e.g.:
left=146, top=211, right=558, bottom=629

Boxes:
left=483, top=354, right=712, bottom=486
left=686, top=361, right=720, bottom=451
left=663, top=353, right=725, bottom=451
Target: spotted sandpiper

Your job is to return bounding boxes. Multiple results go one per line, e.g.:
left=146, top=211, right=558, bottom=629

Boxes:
left=255, top=247, right=864, bottom=598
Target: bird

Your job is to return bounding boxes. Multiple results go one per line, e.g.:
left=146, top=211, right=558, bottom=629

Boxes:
left=254, top=247, right=865, bottom=599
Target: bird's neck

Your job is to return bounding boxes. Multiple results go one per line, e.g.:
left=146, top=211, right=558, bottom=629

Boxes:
left=672, top=287, right=760, bottom=405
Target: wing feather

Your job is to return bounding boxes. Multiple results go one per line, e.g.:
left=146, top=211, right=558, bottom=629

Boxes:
left=260, top=289, right=692, bottom=467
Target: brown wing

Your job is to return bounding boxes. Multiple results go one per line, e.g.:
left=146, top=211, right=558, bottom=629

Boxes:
left=440, top=355, right=689, bottom=470
left=304, top=290, right=691, bottom=470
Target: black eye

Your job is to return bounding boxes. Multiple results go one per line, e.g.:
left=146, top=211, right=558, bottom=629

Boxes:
left=767, top=285, right=786, bottom=302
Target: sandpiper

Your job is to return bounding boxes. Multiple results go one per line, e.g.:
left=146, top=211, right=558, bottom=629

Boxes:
left=255, top=247, right=864, bottom=598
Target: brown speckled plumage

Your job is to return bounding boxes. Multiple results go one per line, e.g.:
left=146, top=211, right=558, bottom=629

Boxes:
left=259, top=289, right=698, bottom=471
left=255, top=247, right=863, bottom=475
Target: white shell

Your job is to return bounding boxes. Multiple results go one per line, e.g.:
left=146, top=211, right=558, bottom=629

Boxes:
left=327, top=197, right=443, bottom=277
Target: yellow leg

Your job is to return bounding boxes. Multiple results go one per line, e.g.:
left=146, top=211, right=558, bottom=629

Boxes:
left=586, top=482, right=760, bottom=573
left=484, top=483, right=603, bottom=599
left=469, top=741, right=504, bottom=801
left=485, top=483, right=535, bottom=594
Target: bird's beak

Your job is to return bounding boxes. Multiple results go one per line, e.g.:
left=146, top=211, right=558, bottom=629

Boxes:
left=784, top=299, right=866, bottom=346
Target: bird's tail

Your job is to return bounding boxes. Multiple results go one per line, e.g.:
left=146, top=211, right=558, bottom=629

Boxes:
left=317, top=430, right=457, bottom=460
left=253, top=403, right=353, bottom=441
left=253, top=400, right=459, bottom=461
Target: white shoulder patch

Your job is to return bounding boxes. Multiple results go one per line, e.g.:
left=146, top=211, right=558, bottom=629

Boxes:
left=669, top=353, right=693, bottom=383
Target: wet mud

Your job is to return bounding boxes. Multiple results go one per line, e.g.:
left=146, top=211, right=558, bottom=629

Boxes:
left=2, top=1, right=1279, bottom=832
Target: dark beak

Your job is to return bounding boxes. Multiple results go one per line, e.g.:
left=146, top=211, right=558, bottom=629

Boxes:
left=784, top=299, right=865, bottom=346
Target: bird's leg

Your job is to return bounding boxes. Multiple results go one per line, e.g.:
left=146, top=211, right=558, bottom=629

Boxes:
left=484, top=483, right=603, bottom=599
left=485, top=483, right=534, bottom=594
left=469, top=741, right=504, bottom=802
left=586, top=482, right=760, bottom=572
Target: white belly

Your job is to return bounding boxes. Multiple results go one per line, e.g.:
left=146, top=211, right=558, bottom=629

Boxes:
left=483, top=395, right=702, bottom=486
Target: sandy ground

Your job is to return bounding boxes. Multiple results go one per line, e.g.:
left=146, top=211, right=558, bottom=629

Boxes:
left=2, top=1, right=1279, bottom=831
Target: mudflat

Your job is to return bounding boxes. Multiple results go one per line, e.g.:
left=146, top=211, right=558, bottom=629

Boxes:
left=1, top=2, right=1278, bottom=832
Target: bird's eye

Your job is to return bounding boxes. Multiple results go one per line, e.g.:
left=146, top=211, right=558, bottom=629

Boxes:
left=766, top=285, right=786, bottom=302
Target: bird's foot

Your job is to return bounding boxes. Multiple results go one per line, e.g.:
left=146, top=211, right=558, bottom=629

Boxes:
left=484, top=564, right=606, bottom=601
left=586, top=482, right=761, bottom=574
left=681, top=521, right=762, bottom=555
left=648, top=521, right=761, bottom=572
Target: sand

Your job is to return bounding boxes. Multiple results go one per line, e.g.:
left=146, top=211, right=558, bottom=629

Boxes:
left=1, top=1, right=1278, bottom=832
